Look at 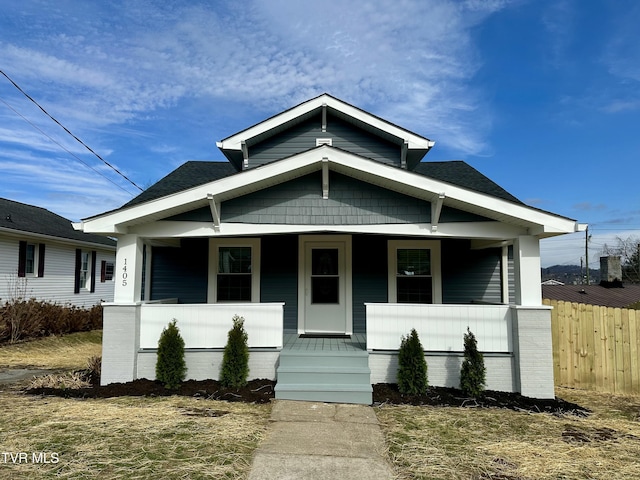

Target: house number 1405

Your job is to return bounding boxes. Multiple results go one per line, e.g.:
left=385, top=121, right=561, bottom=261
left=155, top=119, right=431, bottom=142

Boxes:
left=122, top=259, right=128, bottom=286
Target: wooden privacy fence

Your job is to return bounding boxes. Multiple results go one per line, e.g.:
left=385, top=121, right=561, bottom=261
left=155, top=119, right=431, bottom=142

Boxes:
left=545, top=299, right=640, bottom=394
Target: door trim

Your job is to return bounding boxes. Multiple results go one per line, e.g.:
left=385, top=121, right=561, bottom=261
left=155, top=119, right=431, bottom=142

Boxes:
left=297, top=235, right=352, bottom=335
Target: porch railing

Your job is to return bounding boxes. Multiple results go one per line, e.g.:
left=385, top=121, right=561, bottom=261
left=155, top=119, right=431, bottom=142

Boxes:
left=139, top=302, right=285, bottom=349
left=365, top=303, right=512, bottom=352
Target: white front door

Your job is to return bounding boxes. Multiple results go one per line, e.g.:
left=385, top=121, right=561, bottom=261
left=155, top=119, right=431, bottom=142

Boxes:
left=298, top=236, right=352, bottom=334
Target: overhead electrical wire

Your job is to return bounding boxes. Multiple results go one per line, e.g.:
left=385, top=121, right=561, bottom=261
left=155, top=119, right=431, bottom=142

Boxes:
left=0, top=96, right=137, bottom=196
left=0, top=69, right=143, bottom=192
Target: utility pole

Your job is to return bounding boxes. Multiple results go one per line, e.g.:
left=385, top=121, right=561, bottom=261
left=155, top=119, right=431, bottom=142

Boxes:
left=585, top=226, right=590, bottom=285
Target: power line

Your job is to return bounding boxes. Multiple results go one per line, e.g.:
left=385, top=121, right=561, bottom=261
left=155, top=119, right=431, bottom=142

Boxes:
left=0, top=69, right=143, bottom=192
left=0, top=96, right=138, bottom=196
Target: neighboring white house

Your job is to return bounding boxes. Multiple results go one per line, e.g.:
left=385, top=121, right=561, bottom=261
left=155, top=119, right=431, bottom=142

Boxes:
left=1, top=198, right=116, bottom=308
left=76, top=94, right=585, bottom=403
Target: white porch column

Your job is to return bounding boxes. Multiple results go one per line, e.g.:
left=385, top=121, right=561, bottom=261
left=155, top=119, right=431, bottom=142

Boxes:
left=513, top=235, right=542, bottom=306
left=114, top=234, right=144, bottom=303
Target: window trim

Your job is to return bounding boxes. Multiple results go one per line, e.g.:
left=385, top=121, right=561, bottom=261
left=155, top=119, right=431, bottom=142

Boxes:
left=208, top=238, right=261, bottom=303
left=388, top=240, right=442, bottom=303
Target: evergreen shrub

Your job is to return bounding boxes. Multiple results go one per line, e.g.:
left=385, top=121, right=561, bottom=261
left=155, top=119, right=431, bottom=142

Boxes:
left=460, top=327, right=486, bottom=397
left=155, top=319, right=187, bottom=390
left=219, top=315, right=250, bottom=388
left=397, top=328, right=428, bottom=395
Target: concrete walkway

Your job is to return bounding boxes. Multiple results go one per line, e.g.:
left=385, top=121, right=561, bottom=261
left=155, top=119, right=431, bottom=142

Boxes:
left=248, top=400, right=395, bottom=480
left=0, top=368, right=52, bottom=385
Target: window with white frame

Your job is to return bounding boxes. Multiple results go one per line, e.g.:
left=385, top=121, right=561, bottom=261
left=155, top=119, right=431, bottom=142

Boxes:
left=388, top=240, right=442, bottom=304
left=209, top=238, right=260, bottom=302
left=79, top=251, right=90, bottom=289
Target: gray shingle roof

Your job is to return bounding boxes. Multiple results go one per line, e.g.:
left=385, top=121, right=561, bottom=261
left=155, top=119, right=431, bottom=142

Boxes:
left=123, top=162, right=238, bottom=208
left=0, top=198, right=116, bottom=247
left=413, top=161, right=522, bottom=204
left=121, top=159, right=522, bottom=208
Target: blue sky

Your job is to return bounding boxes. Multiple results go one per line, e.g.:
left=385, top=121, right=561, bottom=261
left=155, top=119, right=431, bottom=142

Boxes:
left=1, top=0, right=639, bottom=268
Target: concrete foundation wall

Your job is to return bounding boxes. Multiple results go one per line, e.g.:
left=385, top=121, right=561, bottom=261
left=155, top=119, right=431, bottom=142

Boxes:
left=369, top=353, right=515, bottom=392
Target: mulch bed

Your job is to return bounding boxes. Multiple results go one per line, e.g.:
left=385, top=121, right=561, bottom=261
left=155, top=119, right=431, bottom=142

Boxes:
left=24, top=378, right=589, bottom=415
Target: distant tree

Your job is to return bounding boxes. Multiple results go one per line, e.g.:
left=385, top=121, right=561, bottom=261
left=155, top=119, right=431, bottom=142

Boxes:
left=397, top=328, right=428, bottom=395
left=460, top=327, right=486, bottom=397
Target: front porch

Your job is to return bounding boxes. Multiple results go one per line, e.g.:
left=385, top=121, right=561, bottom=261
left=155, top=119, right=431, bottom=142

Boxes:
left=101, top=300, right=555, bottom=402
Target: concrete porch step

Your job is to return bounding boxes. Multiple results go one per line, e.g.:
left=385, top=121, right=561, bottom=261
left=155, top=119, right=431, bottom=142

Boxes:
left=274, top=383, right=373, bottom=405
left=275, top=349, right=372, bottom=405
left=277, top=365, right=371, bottom=385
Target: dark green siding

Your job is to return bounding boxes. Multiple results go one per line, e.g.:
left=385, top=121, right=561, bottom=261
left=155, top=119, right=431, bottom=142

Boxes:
left=324, top=115, right=399, bottom=166
left=249, top=113, right=400, bottom=167
left=150, top=238, right=208, bottom=303
left=260, top=235, right=298, bottom=332
left=441, top=240, right=502, bottom=304
left=222, top=171, right=430, bottom=224
left=352, top=235, right=388, bottom=333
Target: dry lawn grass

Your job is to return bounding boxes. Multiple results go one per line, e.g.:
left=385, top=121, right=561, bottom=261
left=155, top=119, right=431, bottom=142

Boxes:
left=0, top=331, right=271, bottom=479
left=0, top=392, right=271, bottom=479
left=0, top=330, right=102, bottom=369
left=376, top=387, right=640, bottom=480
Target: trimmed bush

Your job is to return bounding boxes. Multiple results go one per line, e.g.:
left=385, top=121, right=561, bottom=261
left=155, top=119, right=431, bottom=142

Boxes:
left=397, top=328, right=428, bottom=395
left=155, top=319, right=187, bottom=390
left=219, top=315, right=250, bottom=388
left=460, top=327, right=486, bottom=397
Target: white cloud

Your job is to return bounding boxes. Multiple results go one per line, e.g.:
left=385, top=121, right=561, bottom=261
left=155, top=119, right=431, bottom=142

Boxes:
left=0, top=0, right=510, bottom=155
left=0, top=0, right=522, bottom=220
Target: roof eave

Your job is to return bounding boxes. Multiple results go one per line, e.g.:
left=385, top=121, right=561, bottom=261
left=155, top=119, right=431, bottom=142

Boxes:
left=77, top=147, right=581, bottom=238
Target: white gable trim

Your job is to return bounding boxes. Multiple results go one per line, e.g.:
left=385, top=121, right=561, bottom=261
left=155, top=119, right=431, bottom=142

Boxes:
left=77, top=146, right=581, bottom=237
left=216, top=94, right=435, bottom=152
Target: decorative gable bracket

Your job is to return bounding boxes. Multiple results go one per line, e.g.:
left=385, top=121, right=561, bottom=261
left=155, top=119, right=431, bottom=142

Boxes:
left=322, top=157, right=329, bottom=199
left=431, top=193, right=445, bottom=232
left=207, top=193, right=221, bottom=231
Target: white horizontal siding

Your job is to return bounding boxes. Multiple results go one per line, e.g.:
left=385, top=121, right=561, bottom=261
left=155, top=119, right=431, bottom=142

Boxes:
left=139, top=303, right=285, bottom=349
left=0, top=235, right=114, bottom=308
left=365, top=303, right=512, bottom=352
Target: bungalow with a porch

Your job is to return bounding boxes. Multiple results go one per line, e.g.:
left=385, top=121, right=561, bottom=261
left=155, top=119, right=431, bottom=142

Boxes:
left=75, top=94, right=584, bottom=404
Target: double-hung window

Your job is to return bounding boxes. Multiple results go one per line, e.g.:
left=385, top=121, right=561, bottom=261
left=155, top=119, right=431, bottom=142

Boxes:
left=25, top=243, right=36, bottom=275
left=388, top=240, right=442, bottom=303
left=79, top=251, right=90, bottom=290
left=209, top=238, right=260, bottom=302
left=75, top=249, right=96, bottom=293
left=18, top=241, right=45, bottom=278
